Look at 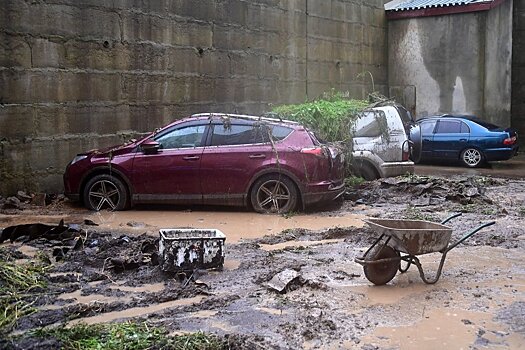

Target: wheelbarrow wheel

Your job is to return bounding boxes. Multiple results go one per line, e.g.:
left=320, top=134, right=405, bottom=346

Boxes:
left=364, top=245, right=400, bottom=285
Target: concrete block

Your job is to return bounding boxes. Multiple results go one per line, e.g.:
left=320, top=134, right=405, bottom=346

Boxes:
left=4, top=2, right=121, bottom=40
left=0, top=106, right=36, bottom=139
left=122, top=12, right=213, bottom=48
left=0, top=35, right=32, bottom=68
left=31, top=39, right=66, bottom=68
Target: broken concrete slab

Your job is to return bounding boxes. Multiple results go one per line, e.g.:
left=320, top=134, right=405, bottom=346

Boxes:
left=267, top=269, right=301, bottom=293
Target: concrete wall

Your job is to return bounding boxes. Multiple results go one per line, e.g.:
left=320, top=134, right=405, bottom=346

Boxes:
left=388, top=1, right=513, bottom=126
left=0, top=0, right=389, bottom=195
left=512, top=0, right=525, bottom=144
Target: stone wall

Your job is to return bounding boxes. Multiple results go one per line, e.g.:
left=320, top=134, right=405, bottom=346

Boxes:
left=388, top=1, right=513, bottom=127
left=512, top=0, right=525, bottom=144
left=0, top=0, right=388, bottom=195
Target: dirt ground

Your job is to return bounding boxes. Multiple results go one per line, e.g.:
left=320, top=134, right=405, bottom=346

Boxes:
left=1, top=175, right=524, bottom=349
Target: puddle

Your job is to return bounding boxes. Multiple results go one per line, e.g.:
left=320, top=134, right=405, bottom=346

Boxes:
left=362, top=307, right=525, bottom=350
left=109, top=282, right=165, bottom=293
left=189, top=310, right=219, bottom=318
left=223, top=259, right=241, bottom=270
left=58, top=290, right=131, bottom=305
left=67, top=296, right=205, bottom=326
left=260, top=238, right=344, bottom=251
left=87, top=211, right=364, bottom=243
left=16, top=244, right=40, bottom=258
left=256, top=307, right=288, bottom=316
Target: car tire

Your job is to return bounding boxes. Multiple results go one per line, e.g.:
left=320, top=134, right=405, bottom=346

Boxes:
left=83, top=174, right=129, bottom=211
left=460, top=148, right=484, bottom=168
left=356, top=163, right=378, bottom=181
left=250, top=174, right=298, bottom=214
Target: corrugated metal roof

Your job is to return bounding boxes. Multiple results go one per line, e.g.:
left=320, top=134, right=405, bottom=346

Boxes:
left=385, top=0, right=493, bottom=12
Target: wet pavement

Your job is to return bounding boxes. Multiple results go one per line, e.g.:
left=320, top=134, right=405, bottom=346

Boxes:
left=415, top=153, right=525, bottom=179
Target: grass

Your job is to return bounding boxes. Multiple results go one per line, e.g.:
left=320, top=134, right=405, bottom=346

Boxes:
left=345, top=176, right=366, bottom=187
left=403, top=206, right=437, bottom=222
left=0, top=248, right=50, bottom=334
left=34, top=323, right=225, bottom=350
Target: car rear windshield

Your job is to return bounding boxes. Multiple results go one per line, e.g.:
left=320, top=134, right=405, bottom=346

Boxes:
left=470, top=118, right=500, bottom=130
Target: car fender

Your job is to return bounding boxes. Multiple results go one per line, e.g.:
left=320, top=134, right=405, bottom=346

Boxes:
left=79, top=165, right=134, bottom=203
left=351, top=150, right=383, bottom=178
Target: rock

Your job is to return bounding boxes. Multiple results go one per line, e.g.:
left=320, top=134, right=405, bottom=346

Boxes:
left=16, top=190, right=33, bottom=202
left=83, top=219, right=99, bottom=226
left=267, top=269, right=301, bottom=293
left=4, top=196, right=21, bottom=209
left=31, top=193, right=47, bottom=206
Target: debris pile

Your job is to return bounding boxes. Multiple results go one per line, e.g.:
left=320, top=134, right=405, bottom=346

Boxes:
left=345, top=175, right=502, bottom=207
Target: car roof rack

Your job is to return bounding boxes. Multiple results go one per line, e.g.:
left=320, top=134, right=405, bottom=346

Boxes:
left=191, top=112, right=300, bottom=125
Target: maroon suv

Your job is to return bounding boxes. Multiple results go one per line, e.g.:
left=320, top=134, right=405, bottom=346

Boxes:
left=63, top=113, right=346, bottom=213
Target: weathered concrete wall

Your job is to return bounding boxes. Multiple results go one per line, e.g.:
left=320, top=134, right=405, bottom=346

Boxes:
left=0, top=0, right=388, bottom=195
left=512, top=0, right=525, bottom=144
left=388, top=2, right=513, bottom=125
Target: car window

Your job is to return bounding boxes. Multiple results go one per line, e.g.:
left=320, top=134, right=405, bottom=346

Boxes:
left=420, top=120, right=436, bottom=134
left=271, top=125, right=293, bottom=141
left=436, top=120, right=461, bottom=133
left=460, top=122, right=470, bottom=133
left=353, top=111, right=387, bottom=138
left=155, top=125, right=206, bottom=149
left=211, top=124, right=270, bottom=146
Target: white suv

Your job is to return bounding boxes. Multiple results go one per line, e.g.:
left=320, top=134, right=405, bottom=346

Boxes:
left=350, top=105, right=415, bottom=180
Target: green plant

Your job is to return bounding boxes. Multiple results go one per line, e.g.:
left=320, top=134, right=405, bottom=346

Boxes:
left=403, top=206, right=436, bottom=222
left=272, top=92, right=369, bottom=143
left=345, top=176, right=365, bottom=187
left=34, top=323, right=225, bottom=350
left=519, top=207, right=525, bottom=217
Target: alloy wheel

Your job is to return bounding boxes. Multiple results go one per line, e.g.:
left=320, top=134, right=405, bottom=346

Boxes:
left=256, top=179, right=291, bottom=213
left=88, top=180, right=121, bottom=211
left=462, top=148, right=482, bottom=167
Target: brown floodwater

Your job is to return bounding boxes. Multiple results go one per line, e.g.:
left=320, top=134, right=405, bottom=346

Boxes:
left=0, top=210, right=364, bottom=243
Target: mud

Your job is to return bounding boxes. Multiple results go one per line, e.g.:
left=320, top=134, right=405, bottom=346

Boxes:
left=1, top=175, right=524, bottom=349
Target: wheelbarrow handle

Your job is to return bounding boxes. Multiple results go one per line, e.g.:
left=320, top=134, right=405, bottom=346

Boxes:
left=441, top=212, right=462, bottom=225
left=445, top=221, right=496, bottom=253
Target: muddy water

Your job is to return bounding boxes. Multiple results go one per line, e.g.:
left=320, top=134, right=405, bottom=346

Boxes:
left=58, top=290, right=131, bottom=305
left=85, top=211, right=364, bottom=242
left=1, top=208, right=364, bottom=243
left=68, top=295, right=206, bottom=326
left=260, top=239, right=344, bottom=251
left=347, top=246, right=525, bottom=349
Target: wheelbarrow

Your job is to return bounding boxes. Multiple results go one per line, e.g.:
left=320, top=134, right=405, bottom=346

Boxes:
left=354, top=213, right=495, bottom=285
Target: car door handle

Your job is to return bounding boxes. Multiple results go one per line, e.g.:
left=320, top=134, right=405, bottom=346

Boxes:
left=459, top=138, right=467, bottom=142
left=183, top=156, right=200, bottom=161
left=249, top=154, right=266, bottom=159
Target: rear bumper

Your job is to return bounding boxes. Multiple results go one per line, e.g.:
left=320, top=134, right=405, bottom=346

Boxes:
left=379, top=161, right=415, bottom=178
left=303, top=182, right=345, bottom=207
left=484, top=147, right=518, bottom=162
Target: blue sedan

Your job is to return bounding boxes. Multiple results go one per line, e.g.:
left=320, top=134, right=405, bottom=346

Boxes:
left=412, top=115, right=519, bottom=168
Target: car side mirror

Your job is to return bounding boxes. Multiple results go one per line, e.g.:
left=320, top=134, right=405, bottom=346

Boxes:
left=141, top=140, right=160, bottom=154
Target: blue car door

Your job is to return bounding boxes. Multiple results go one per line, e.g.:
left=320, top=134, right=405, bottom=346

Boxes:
left=433, top=120, right=470, bottom=159
left=420, top=120, right=437, bottom=159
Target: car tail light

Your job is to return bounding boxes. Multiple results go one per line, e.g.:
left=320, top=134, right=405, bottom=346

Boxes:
left=402, top=140, right=410, bottom=161
left=503, top=136, right=516, bottom=145
left=301, top=147, right=326, bottom=157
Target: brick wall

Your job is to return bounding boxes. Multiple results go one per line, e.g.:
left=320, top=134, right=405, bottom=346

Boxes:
left=0, top=0, right=388, bottom=195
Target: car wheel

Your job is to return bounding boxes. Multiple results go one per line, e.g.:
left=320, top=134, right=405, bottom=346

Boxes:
left=83, top=174, right=129, bottom=211
left=460, top=148, right=483, bottom=168
left=356, top=163, right=378, bottom=181
left=251, top=174, right=298, bottom=214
